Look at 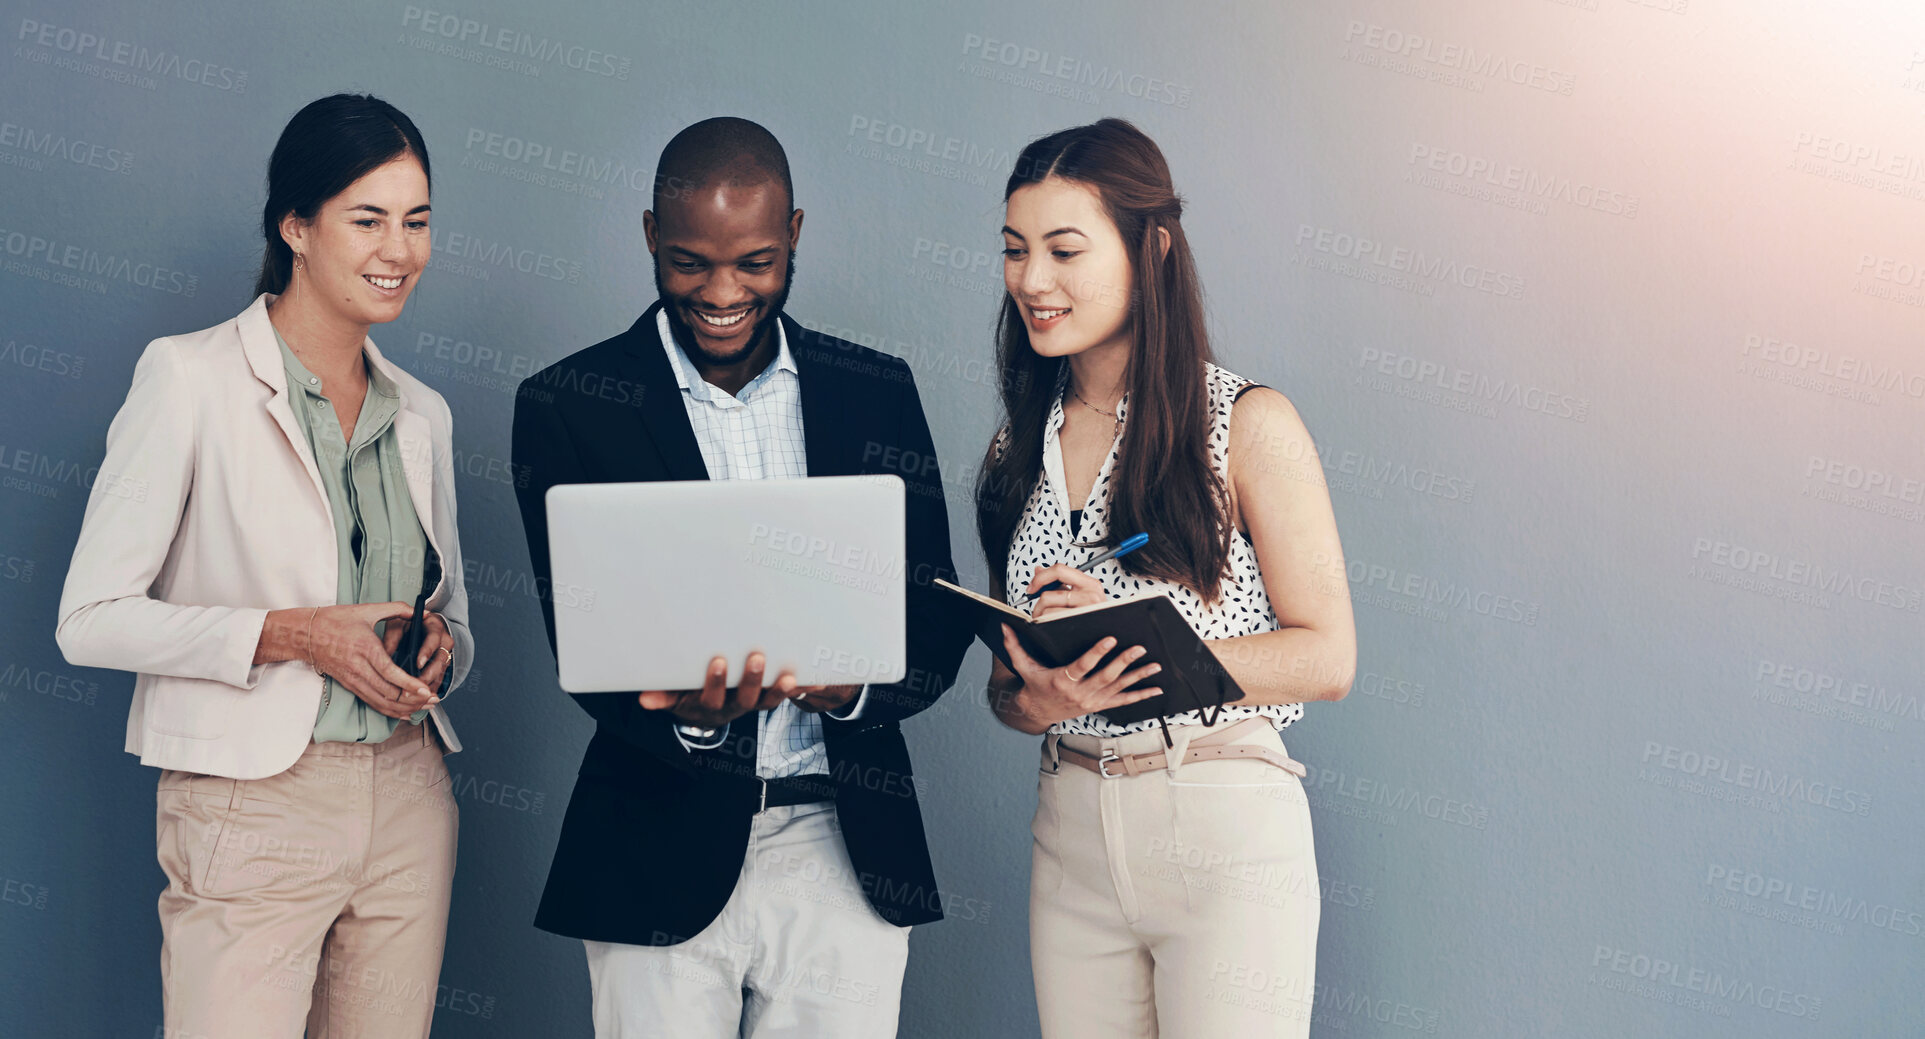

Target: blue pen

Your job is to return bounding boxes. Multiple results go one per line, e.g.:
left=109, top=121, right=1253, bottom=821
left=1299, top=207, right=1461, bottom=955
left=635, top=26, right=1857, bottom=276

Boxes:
left=1020, top=532, right=1150, bottom=605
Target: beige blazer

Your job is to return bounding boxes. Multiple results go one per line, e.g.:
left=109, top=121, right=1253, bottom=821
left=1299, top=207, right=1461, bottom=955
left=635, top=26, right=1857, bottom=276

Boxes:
left=56, top=294, right=470, bottom=779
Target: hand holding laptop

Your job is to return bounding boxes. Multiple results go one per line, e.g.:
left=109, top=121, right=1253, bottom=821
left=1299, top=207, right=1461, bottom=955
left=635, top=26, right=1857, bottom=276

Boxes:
left=637, top=651, right=860, bottom=730
left=546, top=477, right=908, bottom=698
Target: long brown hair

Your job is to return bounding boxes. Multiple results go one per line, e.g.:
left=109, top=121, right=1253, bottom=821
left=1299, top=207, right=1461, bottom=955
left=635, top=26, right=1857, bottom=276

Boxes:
left=976, top=118, right=1232, bottom=602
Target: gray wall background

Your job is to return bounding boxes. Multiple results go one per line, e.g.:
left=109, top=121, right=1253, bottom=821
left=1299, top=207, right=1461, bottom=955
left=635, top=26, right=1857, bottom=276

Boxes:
left=3, top=0, right=1921, bottom=1035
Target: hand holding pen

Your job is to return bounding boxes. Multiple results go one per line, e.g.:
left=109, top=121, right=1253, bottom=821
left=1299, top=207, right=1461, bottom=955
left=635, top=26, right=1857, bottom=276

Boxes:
left=1020, top=532, right=1149, bottom=618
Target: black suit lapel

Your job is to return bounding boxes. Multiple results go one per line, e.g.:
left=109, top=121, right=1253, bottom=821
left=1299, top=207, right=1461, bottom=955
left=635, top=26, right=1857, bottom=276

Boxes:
left=623, top=302, right=711, bottom=482
left=785, top=315, right=858, bottom=479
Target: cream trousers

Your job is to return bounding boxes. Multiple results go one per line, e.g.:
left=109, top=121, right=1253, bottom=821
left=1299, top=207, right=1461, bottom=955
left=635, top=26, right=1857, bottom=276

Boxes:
left=583, top=802, right=912, bottom=1039
left=1031, top=720, right=1319, bottom=1037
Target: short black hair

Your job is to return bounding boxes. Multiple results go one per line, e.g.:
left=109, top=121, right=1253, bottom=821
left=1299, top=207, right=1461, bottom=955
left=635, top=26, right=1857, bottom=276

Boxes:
left=652, top=117, right=793, bottom=214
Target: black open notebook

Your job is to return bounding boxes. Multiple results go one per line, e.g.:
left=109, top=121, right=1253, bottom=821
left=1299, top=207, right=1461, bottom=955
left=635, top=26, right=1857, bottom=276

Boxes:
left=936, top=579, right=1246, bottom=726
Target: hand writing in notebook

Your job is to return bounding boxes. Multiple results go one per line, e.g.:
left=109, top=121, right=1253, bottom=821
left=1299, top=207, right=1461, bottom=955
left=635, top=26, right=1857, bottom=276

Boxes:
left=998, top=625, right=1165, bottom=729
left=1025, top=564, right=1109, bottom=620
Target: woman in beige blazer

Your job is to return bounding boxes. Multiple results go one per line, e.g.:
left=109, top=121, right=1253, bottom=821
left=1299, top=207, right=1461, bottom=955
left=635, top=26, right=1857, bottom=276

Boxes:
left=56, top=94, right=471, bottom=1038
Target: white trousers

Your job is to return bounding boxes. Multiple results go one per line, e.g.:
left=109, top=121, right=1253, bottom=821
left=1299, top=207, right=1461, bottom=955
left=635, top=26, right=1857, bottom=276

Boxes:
left=583, top=802, right=912, bottom=1039
left=1031, top=722, right=1320, bottom=1037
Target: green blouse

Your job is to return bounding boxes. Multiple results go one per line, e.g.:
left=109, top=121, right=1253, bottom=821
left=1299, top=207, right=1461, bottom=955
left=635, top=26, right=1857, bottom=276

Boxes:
left=275, top=328, right=430, bottom=743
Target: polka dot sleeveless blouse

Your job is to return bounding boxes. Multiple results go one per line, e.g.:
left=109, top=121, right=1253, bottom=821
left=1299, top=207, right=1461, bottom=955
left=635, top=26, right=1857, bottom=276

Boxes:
left=1001, top=362, right=1304, bottom=737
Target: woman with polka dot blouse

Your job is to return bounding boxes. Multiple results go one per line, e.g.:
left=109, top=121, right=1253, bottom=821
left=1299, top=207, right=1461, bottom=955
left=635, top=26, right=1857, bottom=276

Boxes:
left=976, top=119, right=1358, bottom=1038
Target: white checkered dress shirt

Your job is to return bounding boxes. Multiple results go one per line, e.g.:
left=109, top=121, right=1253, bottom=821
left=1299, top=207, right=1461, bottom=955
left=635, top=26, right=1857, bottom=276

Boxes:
left=657, top=309, right=865, bottom=778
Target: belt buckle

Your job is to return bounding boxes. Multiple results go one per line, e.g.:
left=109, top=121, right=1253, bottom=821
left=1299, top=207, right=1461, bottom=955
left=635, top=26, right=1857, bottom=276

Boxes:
left=1098, top=752, right=1123, bottom=778
left=757, top=778, right=769, bottom=814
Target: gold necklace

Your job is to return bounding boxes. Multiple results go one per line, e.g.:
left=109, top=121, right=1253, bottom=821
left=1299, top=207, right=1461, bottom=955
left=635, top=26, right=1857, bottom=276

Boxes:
left=1070, top=385, right=1117, bottom=419
left=1078, top=384, right=1124, bottom=442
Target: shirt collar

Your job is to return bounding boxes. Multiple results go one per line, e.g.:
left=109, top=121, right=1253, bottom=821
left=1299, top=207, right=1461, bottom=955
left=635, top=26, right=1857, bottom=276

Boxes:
left=273, top=326, right=398, bottom=399
left=656, top=307, right=796, bottom=405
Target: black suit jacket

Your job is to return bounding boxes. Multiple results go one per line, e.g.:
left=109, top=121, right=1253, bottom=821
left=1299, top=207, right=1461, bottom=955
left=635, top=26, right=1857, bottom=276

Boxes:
left=512, top=303, right=971, bottom=944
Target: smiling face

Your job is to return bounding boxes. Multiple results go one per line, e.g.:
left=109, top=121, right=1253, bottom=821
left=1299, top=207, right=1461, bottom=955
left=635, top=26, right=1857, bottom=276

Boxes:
left=279, top=155, right=431, bottom=327
left=1002, top=176, right=1135, bottom=360
left=646, top=178, right=801, bottom=368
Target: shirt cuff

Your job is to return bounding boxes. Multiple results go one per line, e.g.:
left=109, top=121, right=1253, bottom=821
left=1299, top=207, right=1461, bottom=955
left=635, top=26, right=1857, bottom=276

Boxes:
left=825, top=685, right=869, bottom=722
left=673, top=724, right=727, bottom=752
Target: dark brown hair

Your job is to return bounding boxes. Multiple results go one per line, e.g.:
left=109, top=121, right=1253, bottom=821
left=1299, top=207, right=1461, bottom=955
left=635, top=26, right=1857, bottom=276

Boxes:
left=975, top=118, right=1232, bottom=602
left=255, top=94, right=431, bottom=297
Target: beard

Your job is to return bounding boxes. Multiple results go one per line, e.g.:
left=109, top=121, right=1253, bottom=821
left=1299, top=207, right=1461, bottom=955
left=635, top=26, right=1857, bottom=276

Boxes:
left=654, top=251, right=797, bottom=368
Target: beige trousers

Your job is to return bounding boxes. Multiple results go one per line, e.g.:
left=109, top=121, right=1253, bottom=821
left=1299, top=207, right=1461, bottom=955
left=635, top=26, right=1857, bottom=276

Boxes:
left=155, top=721, right=458, bottom=1039
left=1031, top=721, right=1320, bottom=1038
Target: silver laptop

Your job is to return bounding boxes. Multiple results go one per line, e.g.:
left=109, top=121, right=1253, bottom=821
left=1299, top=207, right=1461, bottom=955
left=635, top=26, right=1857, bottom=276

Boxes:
left=545, top=475, right=906, bottom=693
